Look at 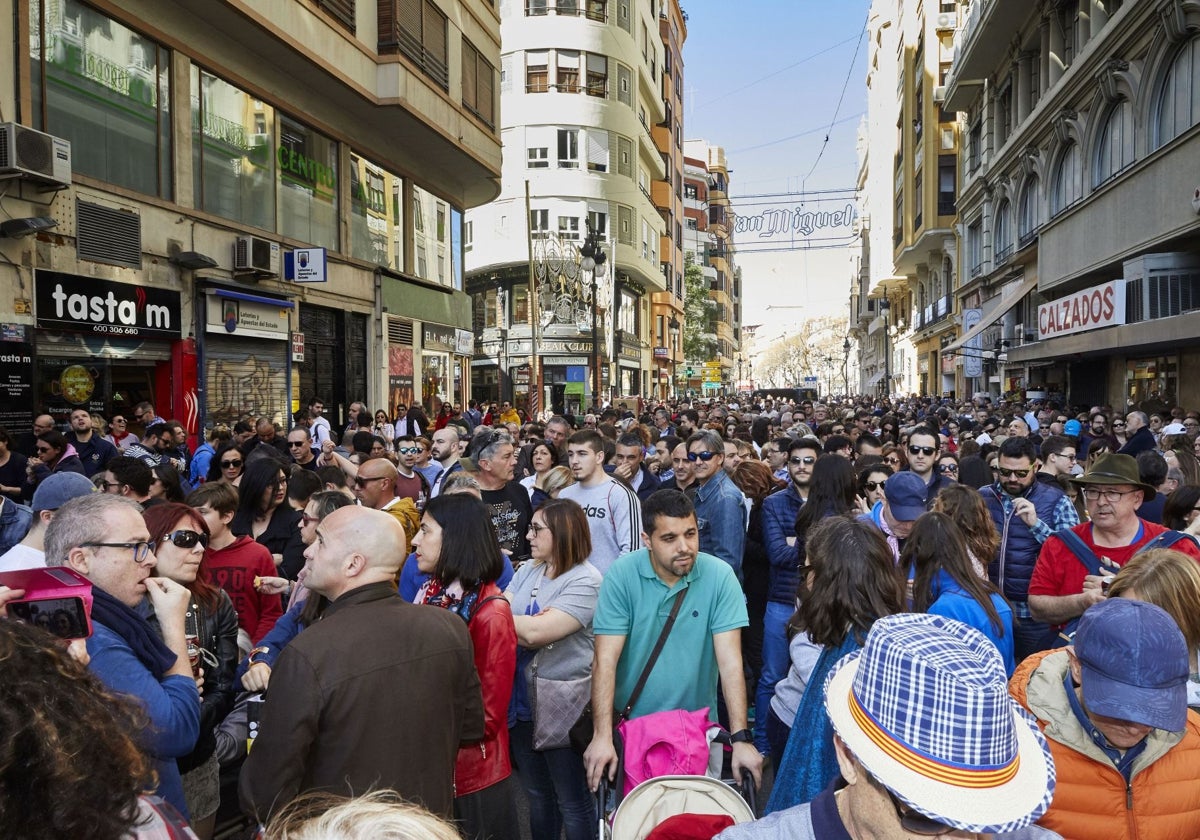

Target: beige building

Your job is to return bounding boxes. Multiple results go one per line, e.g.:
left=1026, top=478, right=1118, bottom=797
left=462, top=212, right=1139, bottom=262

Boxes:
left=943, top=0, right=1200, bottom=410
left=0, top=0, right=498, bottom=437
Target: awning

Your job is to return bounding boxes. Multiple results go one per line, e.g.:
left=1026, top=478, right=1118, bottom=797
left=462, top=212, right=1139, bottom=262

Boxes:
left=866, top=371, right=884, bottom=387
left=944, top=273, right=1039, bottom=353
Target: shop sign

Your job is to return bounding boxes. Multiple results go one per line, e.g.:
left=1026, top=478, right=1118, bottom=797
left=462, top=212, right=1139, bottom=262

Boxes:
left=0, top=324, right=34, bottom=431
left=653, top=346, right=669, bottom=358
left=513, top=364, right=531, bottom=385
left=961, top=308, right=983, bottom=378
left=285, top=248, right=327, bottom=283
left=291, top=332, right=305, bottom=362
left=207, top=295, right=290, bottom=340
left=35, top=271, right=182, bottom=339
left=455, top=329, right=474, bottom=355
left=1038, top=280, right=1125, bottom=340
left=422, top=323, right=457, bottom=352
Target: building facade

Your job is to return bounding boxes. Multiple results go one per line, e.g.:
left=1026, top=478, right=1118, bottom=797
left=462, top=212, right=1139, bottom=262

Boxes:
left=943, top=0, right=1200, bottom=410
left=0, top=0, right=498, bottom=440
left=464, top=0, right=669, bottom=415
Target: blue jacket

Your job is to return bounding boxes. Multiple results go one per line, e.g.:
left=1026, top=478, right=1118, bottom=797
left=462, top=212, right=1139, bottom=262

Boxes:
left=0, top=498, right=32, bottom=556
left=984, top=480, right=1071, bottom=602
left=190, top=442, right=216, bottom=485
left=604, top=462, right=662, bottom=503
left=762, top=484, right=804, bottom=605
left=692, top=469, right=747, bottom=579
left=925, top=569, right=1015, bottom=675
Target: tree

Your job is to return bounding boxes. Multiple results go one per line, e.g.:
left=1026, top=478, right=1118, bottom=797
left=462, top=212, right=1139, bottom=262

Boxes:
left=682, top=252, right=716, bottom=363
left=757, top=316, right=848, bottom=391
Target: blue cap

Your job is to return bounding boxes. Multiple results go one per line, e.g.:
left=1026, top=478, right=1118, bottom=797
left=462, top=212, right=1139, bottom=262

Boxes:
left=1064, top=419, right=1082, bottom=437
left=884, top=471, right=928, bottom=521
left=1075, top=599, right=1189, bottom=732
left=32, top=472, right=96, bottom=513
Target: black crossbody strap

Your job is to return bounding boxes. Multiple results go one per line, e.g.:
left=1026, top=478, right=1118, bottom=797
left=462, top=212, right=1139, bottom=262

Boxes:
left=618, top=587, right=687, bottom=722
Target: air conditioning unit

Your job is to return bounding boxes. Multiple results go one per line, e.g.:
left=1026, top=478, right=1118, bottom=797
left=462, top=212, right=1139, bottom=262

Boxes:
left=234, top=235, right=280, bottom=276
left=0, top=122, right=72, bottom=189
left=936, top=12, right=955, bottom=29
left=933, top=86, right=948, bottom=104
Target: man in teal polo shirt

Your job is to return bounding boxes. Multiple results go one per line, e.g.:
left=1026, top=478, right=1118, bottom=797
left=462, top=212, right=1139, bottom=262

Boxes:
left=584, top=489, right=763, bottom=793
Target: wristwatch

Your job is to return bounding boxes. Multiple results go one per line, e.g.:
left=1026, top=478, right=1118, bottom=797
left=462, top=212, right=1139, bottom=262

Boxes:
left=728, top=728, right=753, bottom=744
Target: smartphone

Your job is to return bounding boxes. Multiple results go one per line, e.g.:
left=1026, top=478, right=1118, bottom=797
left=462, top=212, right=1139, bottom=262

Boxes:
left=0, top=567, right=94, bottom=640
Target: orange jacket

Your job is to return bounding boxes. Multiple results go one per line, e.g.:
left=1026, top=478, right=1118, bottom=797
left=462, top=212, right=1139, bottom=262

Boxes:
left=1010, top=649, right=1200, bottom=840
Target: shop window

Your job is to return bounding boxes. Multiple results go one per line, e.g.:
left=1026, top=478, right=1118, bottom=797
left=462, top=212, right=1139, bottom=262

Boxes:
left=278, top=115, right=338, bottom=250
left=412, top=185, right=453, bottom=285
left=1155, top=35, right=1200, bottom=148
left=1126, top=356, right=1178, bottom=410
left=31, top=0, right=172, bottom=198
left=191, top=68, right=276, bottom=231
left=349, top=154, right=403, bottom=269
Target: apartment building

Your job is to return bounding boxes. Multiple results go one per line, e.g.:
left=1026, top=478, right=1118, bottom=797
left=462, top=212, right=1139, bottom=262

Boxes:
left=943, top=0, right=1200, bottom=409
left=0, top=0, right=499, bottom=437
left=464, top=0, right=669, bottom=413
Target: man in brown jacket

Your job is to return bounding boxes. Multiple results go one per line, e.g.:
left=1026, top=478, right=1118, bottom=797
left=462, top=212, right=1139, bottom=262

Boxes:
left=239, top=506, right=483, bottom=822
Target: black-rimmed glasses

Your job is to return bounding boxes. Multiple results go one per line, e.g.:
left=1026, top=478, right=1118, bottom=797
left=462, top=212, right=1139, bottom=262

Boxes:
left=997, top=467, right=1032, bottom=478
left=1082, top=487, right=1138, bottom=503
left=80, top=541, right=156, bottom=563
left=908, top=445, right=936, bottom=456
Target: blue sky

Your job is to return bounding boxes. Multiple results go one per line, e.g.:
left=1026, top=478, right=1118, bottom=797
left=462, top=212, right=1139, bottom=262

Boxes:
left=681, top=0, right=871, bottom=345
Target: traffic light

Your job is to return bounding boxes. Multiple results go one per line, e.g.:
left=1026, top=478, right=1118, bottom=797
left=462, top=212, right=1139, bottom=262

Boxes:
left=685, top=366, right=694, bottom=377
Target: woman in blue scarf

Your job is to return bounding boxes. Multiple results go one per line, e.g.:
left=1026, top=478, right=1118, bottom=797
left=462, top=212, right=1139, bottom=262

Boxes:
left=766, top=516, right=904, bottom=813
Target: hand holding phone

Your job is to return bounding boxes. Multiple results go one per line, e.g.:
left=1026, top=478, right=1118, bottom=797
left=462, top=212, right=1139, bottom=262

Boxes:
left=0, top=585, right=27, bottom=612
left=0, top=569, right=93, bottom=640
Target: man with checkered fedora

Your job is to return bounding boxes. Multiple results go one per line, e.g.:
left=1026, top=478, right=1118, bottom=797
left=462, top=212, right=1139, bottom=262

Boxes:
left=717, top=613, right=1060, bottom=839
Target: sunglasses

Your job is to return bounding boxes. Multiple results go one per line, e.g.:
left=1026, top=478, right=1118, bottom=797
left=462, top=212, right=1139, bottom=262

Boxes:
left=220, top=459, right=243, bottom=469
left=938, top=463, right=958, bottom=473
left=789, top=456, right=816, bottom=466
left=162, top=529, right=208, bottom=549
left=288, top=440, right=308, bottom=448
left=884, top=456, right=901, bottom=465
left=997, top=467, right=1032, bottom=478
left=908, top=445, right=936, bottom=456
left=1112, top=422, right=1126, bottom=428
left=353, top=475, right=389, bottom=487
left=687, top=451, right=719, bottom=462
left=397, top=446, right=421, bottom=454
left=886, top=787, right=955, bottom=836
left=300, top=512, right=320, bottom=526
left=864, top=480, right=886, bottom=491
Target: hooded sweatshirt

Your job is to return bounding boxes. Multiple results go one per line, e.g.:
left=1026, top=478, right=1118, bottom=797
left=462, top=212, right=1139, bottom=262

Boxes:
left=204, top=535, right=283, bottom=644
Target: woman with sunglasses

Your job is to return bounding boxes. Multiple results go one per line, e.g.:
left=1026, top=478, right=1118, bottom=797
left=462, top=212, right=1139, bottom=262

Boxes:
left=879, top=441, right=906, bottom=472
left=373, top=408, right=395, bottom=451
left=206, top=441, right=245, bottom=487
left=412, top=494, right=519, bottom=840
left=231, top=459, right=306, bottom=580
left=1111, top=417, right=1129, bottom=448
left=143, top=502, right=238, bottom=839
left=519, top=440, right=559, bottom=508
left=935, top=451, right=960, bottom=483
left=505, top=499, right=601, bottom=840
left=855, top=462, right=892, bottom=514
left=149, top=462, right=187, bottom=504
left=103, top=413, right=137, bottom=451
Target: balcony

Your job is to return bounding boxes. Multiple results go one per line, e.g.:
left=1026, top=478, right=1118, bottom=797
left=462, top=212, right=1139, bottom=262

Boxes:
left=377, top=0, right=449, bottom=91
left=938, top=197, right=956, bottom=216
left=945, top=0, right=1039, bottom=109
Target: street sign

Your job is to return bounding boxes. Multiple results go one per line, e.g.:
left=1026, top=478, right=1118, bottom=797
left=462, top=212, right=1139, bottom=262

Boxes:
left=802, top=376, right=818, bottom=384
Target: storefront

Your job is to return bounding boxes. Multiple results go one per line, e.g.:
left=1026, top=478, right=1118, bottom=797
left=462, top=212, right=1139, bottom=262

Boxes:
left=420, top=323, right=472, bottom=415
left=31, top=270, right=187, bottom=430
left=198, top=286, right=293, bottom=428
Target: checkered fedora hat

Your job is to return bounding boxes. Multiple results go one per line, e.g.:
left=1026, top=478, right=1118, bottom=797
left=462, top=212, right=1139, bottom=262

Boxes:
left=824, top=613, right=1055, bottom=834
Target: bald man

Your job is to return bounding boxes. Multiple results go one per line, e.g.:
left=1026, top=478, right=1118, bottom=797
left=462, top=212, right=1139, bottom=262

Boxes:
left=240, top=506, right=483, bottom=823
left=352, top=457, right=419, bottom=551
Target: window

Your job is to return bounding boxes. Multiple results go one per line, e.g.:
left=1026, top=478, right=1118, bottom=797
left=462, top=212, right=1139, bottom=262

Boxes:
left=526, top=0, right=547, bottom=13
left=278, top=115, right=338, bottom=250
left=413, top=184, right=453, bottom=285
left=993, top=200, right=1012, bottom=264
left=1154, top=35, right=1200, bottom=148
left=528, top=146, right=548, bottom=168
left=464, top=220, right=473, bottom=251
left=938, top=155, right=956, bottom=216
left=968, top=119, right=982, bottom=172
left=588, top=210, right=607, bottom=237
left=1094, top=99, right=1135, bottom=186
left=586, top=131, right=609, bottom=172
left=684, top=183, right=698, bottom=199
left=685, top=217, right=697, bottom=230
left=558, top=216, right=580, bottom=240
left=557, top=129, right=579, bottom=168
left=616, top=136, right=633, bottom=177
left=586, top=0, right=607, bottom=22
left=191, top=68, right=275, bottom=231
left=31, top=0, right=172, bottom=197
left=557, top=50, right=580, bottom=93
left=996, top=83, right=1012, bottom=148
left=586, top=53, right=608, bottom=97
left=461, top=39, right=495, bottom=129
left=350, top=154, right=403, bottom=269
left=617, top=205, right=634, bottom=245
left=382, top=0, right=448, bottom=89
left=1049, top=141, right=1081, bottom=216
left=617, top=64, right=633, bottom=107
left=618, top=289, right=638, bottom=334
left=314, top=0, right=356, bottom=32
left=526, top=50, right=548, bottom=92
left=967, top=219, right=982, bottom=277
left=1018, top=176, right=1040, bottom=244
left=530, top=208, right=549, bottom=238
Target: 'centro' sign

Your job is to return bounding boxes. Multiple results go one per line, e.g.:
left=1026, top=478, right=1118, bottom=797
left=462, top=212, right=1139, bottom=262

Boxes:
left=35, top=270, right=182, bottom=340
left=1037, top=279, right=1126, bottom=341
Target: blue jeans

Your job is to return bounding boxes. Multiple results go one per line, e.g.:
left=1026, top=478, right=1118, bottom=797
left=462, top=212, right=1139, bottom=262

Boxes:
left=756, top=600, right=792, bottom=754
left=509, top=720, right=596, bottom=840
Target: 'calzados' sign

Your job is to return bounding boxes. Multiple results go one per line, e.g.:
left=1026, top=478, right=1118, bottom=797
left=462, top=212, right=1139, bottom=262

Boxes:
left=1037, top=279, right=1126, bottom=341
left=35, top=270, right=182, bottom=339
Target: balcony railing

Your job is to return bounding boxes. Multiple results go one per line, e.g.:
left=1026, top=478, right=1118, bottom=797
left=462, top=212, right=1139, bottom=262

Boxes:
left=995, top=243, right=1014, bottom=265
left=378, top=1, right=449, bottom=91
left=938, top=197, right=956, bottom=216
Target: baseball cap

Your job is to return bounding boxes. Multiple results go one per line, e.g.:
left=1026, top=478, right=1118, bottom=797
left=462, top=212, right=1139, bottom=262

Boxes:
left=884, top=471, right=927, bottom=521
left=1064, top=419, right=1082, bottom=437
left=1074, top=598, right=1190, bottom=733
left=32, top=472, right=96, bottom=513
left=1162, top=422, right=1187, bottom=435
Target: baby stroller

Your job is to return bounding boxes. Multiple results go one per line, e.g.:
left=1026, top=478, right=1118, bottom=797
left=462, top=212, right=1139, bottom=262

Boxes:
left=598, top=772, right=756, bottom=840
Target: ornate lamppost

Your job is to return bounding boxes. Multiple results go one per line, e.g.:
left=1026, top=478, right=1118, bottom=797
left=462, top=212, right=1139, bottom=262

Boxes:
left=580, top=223, right=607, bottom=406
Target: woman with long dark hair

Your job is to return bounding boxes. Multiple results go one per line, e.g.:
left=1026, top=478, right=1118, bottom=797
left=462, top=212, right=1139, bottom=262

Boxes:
left=206, top=441, right=245, bottom=487
left=231, top=459, right=305, bottom=579
left=505, top=498, right=601, bottom=840
left=519, top=440, right=560, bottom=508
left=793, top=454, right=856, bottom=540
left=143, top=502, right=238, bottom=839
left=901, top=512, right=1014, bottom=675
left=1162, top=484, right=1200, bottom=533
left=767, top=516, right=904, bottom=811
left=412, top=494, right=519, bottom=840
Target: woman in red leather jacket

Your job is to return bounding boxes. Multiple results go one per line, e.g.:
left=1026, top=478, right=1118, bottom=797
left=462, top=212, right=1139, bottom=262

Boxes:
left=413, top=493, right=519, bottom=840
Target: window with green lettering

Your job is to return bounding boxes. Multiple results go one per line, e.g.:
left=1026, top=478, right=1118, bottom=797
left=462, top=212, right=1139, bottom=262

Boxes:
left=278, top=115, right=337, bottom=250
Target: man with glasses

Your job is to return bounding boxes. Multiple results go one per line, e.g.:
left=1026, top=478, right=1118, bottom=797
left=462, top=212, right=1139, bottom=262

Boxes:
left=123, top=422, right=172, bottom=469
left=17, top=414, right=57, bottom=458
left=984, top=437, right=1079, bottom=661
left=1029, top=453, right=1200, bottom=635
left=558, top=429, right=641, bottom=575
left=686, top=430, right=747, bottom=580
left=1079, top=412, right=1114, bottom=459
left=904, top=426, right=951, bottom=510
left=45, top=493, right=200, bottom=819
left=287, top=428, right=318, bottom=471
left=351, top=458, right=420, bottom=553
left=757, top=436, right=821, bottom=755
left=1036, top=435, right=1077, bottom=487
left=392, top=435, right=429, bottom=508
left=132, top=400, right=164, bottom=429
left=392, top=404, right=424, bottom=438
left=96, top=456, right=157, bottom=508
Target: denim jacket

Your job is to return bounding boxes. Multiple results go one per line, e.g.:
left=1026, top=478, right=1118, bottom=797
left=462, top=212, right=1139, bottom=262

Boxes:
left=692, top=469, right=748, bottom=579
left=0, top=497, right=33, bottom=556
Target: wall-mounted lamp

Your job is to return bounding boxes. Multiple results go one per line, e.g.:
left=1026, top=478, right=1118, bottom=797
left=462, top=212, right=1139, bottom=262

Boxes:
left=0, top=216, right=57, bottom=238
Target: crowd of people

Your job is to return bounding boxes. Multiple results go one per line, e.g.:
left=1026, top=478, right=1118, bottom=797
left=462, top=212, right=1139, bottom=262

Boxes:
left=1, top=390, right=1199, bottom=840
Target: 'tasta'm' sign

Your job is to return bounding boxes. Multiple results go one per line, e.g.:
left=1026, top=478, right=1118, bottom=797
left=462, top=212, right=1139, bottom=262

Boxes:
left=1038, top=279, right=1126, bottom=341
left=35, top=270, right=182, bottom=339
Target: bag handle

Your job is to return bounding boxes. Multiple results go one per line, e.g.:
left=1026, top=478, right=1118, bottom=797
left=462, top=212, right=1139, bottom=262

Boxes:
left=618, top=587, right=687, bottom=722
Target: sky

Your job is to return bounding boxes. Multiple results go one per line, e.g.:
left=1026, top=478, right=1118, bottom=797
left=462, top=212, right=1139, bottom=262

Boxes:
left=680, top=0, right=871, bottom=355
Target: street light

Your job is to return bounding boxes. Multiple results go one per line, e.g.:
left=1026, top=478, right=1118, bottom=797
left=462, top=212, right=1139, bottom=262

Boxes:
left=879, top=297, right=891, bottom=399
left=580, top=222, right=607, bottom=407
left=668, top=315, right=680, bottom=400
left=842, top=337, right=851, bottom=394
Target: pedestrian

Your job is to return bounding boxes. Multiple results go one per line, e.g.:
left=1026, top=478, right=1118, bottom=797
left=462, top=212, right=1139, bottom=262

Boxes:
left=686, top=429, right=748, bottom=577
left=558, top=429, right=642, bottom=574
left=231, top=459, right=306, bottom=580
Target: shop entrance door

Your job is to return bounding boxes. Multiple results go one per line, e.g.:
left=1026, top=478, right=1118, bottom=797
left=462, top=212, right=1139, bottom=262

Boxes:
left=300, top=307, right=368, bottom=429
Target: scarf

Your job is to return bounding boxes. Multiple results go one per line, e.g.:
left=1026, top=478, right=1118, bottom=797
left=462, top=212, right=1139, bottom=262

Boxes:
left=90, top=587, right=179, bottom=680
left=417, top=577, right=482, bottom=623
left=870, top=500, right=901, bottom=563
